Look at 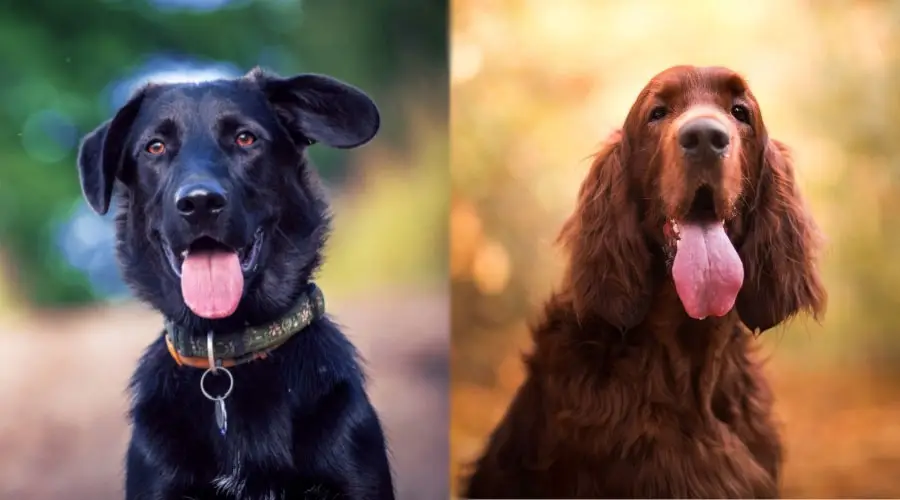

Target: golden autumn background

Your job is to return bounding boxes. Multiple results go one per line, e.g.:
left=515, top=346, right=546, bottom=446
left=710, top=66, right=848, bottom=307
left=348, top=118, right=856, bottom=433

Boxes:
left=450, top=0, right=900, bottom=497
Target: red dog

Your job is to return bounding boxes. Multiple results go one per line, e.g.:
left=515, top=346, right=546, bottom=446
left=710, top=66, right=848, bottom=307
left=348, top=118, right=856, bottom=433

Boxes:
left=463, top=66, right=826, bottom=498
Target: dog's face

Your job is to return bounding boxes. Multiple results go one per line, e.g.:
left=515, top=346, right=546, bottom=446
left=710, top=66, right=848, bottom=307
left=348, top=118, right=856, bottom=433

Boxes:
left=560, top=65, right=825, bottom=332
left=623, top=65, right=765, bottom=237
left=620, top=66, right=766, bottom=320
left=77, top=68, right=379, bottom=328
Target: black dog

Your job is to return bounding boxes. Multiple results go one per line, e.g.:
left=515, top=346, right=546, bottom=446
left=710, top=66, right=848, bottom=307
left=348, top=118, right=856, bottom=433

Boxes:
left=77, top=68, right=395, bottom=499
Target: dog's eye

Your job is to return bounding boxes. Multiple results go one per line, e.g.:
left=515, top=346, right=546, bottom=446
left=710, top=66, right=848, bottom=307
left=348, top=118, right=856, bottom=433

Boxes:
left=649, top=106, right=668, bottom=122
left=235, top=132, right=257, bottom=148
left=145, top=140, right=166, bottom=156
left=731, top=104, right=751, bottom=124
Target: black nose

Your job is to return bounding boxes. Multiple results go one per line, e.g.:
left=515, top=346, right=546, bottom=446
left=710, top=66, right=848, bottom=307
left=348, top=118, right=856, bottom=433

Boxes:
left=678, top=118, right=730, bottom=157
left=174, top=183, right=227, bottom=223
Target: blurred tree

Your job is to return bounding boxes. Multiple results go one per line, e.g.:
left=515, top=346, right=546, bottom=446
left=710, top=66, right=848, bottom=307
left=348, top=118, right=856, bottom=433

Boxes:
left=0, top=0, right=447, bottom=306
left=805, top=3, right=900, bottom=374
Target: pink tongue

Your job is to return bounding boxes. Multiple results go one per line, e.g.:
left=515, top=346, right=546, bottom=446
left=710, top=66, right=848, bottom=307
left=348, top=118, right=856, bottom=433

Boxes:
left=671, top=220, right=744, bottom=320
left=180, top=250, right=244, bottom=319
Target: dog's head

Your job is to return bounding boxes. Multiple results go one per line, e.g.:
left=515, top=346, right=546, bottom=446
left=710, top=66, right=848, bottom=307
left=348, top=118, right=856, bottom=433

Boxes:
left=560, top=65, right=826, bottom=332
left=77, top=68, right=379, bottom=328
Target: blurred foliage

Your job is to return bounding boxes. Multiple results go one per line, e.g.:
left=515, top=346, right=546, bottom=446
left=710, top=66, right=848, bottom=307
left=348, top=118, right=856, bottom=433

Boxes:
left=450, top=0, right=900, bottom=497
left=0, top=0, right=448, bottom=307
left=321, top=102, right=449, bottom=298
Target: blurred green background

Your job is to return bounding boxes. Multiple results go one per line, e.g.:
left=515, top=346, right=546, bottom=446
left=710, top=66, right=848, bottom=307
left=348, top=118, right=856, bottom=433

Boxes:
left=0, top=1, right=448, bottom=499
left=450, top=0, right=900, bottom=497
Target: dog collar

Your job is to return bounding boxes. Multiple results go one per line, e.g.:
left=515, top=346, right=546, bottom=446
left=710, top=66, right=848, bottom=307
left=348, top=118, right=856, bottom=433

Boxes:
left=164, top=283, right=326, bottom=369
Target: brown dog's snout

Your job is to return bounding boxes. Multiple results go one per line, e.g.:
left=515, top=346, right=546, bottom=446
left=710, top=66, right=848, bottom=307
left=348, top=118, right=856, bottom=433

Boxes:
left=678, top=117, right=730, bottom=159
left=663, top=111, right=742, bottom=220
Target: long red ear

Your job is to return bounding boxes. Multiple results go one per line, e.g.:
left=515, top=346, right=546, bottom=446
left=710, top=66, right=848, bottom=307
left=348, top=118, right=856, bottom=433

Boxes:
left=559, top=130, right=652, bottom=330
left=736, top=140, right=827, bottom=333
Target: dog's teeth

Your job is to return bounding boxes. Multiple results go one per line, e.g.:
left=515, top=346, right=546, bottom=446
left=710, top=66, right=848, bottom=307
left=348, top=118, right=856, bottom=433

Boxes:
left=180, top=250, right=188, bottom=258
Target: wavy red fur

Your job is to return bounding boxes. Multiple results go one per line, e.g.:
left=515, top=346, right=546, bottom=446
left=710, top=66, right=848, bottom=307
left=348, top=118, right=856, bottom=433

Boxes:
left=463, top=66, right=827, bottom=499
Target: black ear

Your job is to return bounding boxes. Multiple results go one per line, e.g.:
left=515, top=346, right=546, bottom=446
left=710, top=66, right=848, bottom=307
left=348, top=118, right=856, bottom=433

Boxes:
left=254, top=70, right=380, bottom=149
left=76, top=91, right=145, bottom=215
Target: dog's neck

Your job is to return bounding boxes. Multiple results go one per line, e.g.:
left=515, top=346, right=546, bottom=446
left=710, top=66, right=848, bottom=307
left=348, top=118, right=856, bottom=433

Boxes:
left=163, top=283, right=326, bottom=369
left=641, top=281, right=739, bottom=350
left=639, top=282, right=742, bottom=414
left=545, top=282, right=745, bottom=418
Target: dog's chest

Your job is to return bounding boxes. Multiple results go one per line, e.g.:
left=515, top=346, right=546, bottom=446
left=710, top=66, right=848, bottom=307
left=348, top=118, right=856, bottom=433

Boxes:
left=576, top=425, right=776, bottom=497
left=210, top=459, right=281, bottom=500
left=211, top=468, right=337, bottom=500
left=210, top=457, right=252, bottom=498
left=207, top=403, right=296, bottom=497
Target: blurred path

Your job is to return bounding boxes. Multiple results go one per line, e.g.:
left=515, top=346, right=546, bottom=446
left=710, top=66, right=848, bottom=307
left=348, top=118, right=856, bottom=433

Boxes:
left=0, top=287, right=448, bottom=500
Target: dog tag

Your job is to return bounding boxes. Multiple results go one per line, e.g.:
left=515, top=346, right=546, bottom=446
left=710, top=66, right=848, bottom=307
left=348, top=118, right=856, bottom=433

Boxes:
left=214, top=398, right=228, bottom=436
left=201, top=365, right=233, bottom=438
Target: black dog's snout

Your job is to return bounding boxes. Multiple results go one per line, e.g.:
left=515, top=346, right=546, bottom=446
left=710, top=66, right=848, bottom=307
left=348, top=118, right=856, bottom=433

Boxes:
left=678, top=118, right=730, bottom=157
left=174, top=183, right=227, bottom=223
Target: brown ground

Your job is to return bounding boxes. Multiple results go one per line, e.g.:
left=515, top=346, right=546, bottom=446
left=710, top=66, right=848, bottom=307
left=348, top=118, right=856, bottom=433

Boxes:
left=0, top=288, right=448, bottom=500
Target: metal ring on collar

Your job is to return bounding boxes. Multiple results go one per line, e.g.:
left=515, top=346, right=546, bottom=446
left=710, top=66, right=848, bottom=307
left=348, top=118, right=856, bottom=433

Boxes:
left=200, top=366, right=234, bottom=401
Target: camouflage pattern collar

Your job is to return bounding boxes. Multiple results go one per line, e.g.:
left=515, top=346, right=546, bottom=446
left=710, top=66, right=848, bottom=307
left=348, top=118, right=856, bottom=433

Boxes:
left=163, top=284, right=326, bottom=369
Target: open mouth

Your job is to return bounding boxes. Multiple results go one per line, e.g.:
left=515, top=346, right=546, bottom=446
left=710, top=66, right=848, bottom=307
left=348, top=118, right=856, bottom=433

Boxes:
left=162, top=228, right=264, bottom=278
left=682, top=184, right=719, bottom=224
left=664, top=186, right=726, bottom=245
left=161, top=228, right=264, bottom=319
left=664, top=185, right=744, bottom=321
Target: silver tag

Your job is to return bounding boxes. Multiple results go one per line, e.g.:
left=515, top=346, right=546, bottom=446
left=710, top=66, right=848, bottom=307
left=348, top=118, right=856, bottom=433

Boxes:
left=214, top=398, right=228, bottom=436
left=200, top=357, right=234, bottom=439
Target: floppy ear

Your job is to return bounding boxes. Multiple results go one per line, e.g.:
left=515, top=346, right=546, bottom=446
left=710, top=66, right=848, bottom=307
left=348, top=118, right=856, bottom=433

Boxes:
left=77, top=91, right=145, bottom=215
left=559, top=130, right=653, bottom=330
left=736, top=140, right=826, bottom=333
left=255, top=70, right=380, bottom=149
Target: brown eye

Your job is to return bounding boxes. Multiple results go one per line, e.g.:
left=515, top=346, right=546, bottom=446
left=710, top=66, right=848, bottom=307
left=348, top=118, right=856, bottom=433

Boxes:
left=235, top=132, right=256, bottom=147
left=649, top=106, right=668, bottom=122
left=731, top=104, right=751, bottom=124
left=146, top=140, right=166, bottom=155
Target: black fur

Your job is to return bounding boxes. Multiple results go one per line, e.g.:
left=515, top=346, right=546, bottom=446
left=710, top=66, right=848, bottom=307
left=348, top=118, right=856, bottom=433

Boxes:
left=77, top=68, right=393, bottom=499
